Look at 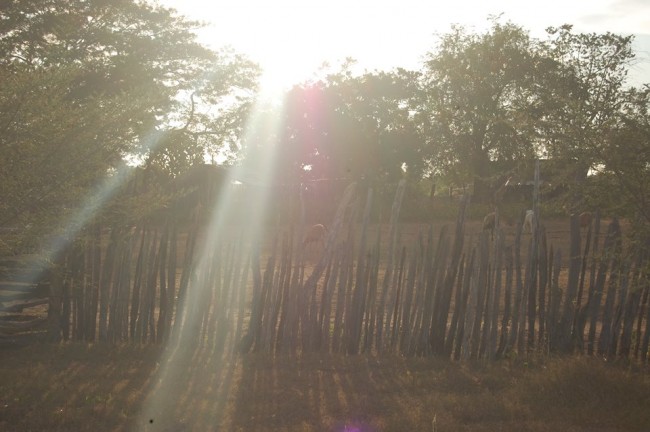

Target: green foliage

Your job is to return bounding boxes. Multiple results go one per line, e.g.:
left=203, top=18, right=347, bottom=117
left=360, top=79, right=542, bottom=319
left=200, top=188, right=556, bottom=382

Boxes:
left=591, top=88, right=650, bottom=226
left=2, top=3, right=649, bottom=247
left=420, top=19, right=542, bottom=187
left=0, top=65, right=150, bottom=235
left=541, top=25, right=635, bottom=162
left=530, top=26, right=639, bottom=217
left=275, top=66, right=425, bottom=187
left=417, top=19, right=645, bottom=225
left=0, top=0, right=259, bottom=253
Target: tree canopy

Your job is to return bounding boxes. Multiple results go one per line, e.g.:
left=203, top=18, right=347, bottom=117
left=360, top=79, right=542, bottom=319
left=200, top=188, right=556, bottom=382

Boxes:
left=0, top=0, right=259, bottom=251
left=420, top=20, right=542, bottom=190
left=2, top=4, right=649, bottom=250
left=273, top=65, right=424, bottom=186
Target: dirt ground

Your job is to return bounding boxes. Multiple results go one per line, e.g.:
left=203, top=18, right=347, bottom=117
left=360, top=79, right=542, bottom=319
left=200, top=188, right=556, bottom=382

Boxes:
left=1, top=343, right=649, bottom=432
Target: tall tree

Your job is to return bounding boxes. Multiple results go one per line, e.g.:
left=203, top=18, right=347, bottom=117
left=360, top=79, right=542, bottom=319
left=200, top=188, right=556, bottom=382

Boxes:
left=275, top=64, right=424, bottom=186
left=330, top=67, right=427, bottom=183
left=420, top=20, right=542, bottom=200
left=0, top=0, right=258, bottom=252
left=584, top=87, right=650, bottom=225
left=537, top=25, right=637, bottom=210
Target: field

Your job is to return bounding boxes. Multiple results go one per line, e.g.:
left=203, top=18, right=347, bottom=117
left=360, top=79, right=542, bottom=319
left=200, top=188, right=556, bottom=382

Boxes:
left=1, top=342, right=649, bottom=432
left=1, top=216, right=649, bottom=431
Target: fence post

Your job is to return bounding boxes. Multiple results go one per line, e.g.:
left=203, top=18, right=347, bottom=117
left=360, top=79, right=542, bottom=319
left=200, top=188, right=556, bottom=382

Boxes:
left=47, top=252, right=64, bottom=342
left=376, top=179, right=406, bottom=353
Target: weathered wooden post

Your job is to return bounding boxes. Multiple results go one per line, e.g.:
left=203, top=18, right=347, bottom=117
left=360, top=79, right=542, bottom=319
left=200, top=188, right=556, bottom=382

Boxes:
left=47, top=246, right=65, bottom=342
left=525, top=160, right=541, bottom=352
left=584, top=220, right=620, bottom=355
left=597, top=218, right=623, bottom=356
left=376, top=179, right=406, bottom=353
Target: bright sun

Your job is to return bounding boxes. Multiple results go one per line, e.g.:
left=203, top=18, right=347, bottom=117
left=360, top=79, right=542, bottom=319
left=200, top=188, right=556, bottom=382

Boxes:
left=157, top=1, right=521, bottom=93
left=158, top=0, right=504, bottom=94
left=159, top=0, right=650, bottom=92
left=158, top=0, right=428, bottom=93
left=193, top=2, right=353, bottom=93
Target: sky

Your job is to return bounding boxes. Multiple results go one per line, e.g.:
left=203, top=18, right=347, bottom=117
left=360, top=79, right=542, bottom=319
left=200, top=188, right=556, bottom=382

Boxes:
left=157, top=0, right=650, bottom=92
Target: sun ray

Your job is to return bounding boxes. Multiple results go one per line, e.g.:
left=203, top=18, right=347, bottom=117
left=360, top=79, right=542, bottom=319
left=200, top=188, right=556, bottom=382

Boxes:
left=26, top=128, right=171, bottom=287
left=137, top=90, right=288, bottom=427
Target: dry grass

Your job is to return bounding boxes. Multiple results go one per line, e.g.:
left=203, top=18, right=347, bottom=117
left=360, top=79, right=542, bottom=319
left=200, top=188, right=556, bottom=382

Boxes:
left=1, top=342, right=649, bottom=431
left=0, top=343, right=160, bottom=431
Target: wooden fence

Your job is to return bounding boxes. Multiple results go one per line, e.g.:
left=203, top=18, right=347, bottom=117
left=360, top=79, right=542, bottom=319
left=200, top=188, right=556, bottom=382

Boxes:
left=7, top=180, right=649, bottom=363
